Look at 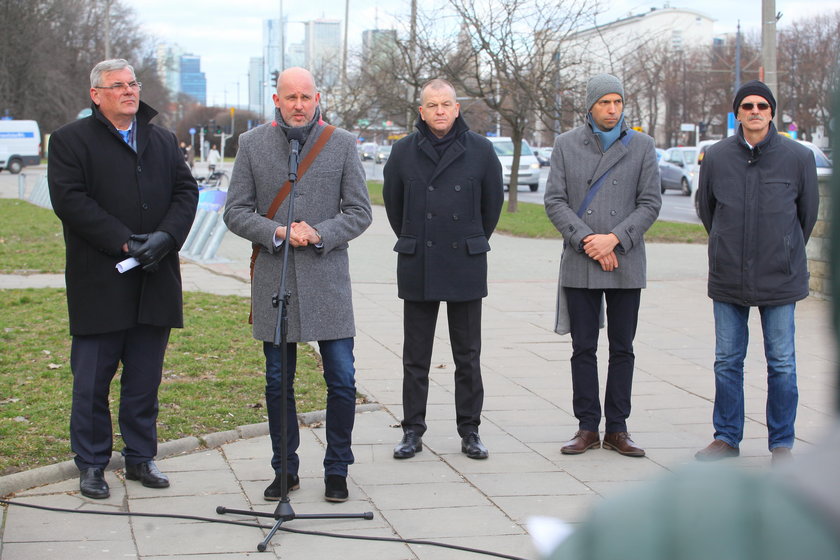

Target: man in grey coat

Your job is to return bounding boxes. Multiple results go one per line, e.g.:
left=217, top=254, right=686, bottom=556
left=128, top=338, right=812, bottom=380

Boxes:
left=544, top=74, right=661, bottom=457
left=224, top=67, right=372, bottom=503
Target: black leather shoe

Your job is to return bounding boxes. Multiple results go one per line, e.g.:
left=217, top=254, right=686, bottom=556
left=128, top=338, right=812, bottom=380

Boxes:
left=461, top=432, right=489, bottom=459
left=80, top=468, right=110, bottom=499
left=264, top=473, right=300, bottom=500
left=124, top=460, right=170, bottom=488
left=324, top=474, right=348, bottom=502
left=393, top=431, right=423, bottom=459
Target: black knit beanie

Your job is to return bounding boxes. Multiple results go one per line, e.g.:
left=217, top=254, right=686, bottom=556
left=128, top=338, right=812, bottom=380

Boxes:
left=733, top=80, right=776, bottom=117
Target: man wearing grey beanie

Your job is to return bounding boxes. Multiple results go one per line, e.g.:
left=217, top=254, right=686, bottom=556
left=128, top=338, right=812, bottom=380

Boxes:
left=695, top=80, right=818, bottom=464
left=544, top=74, right=661, bottom=457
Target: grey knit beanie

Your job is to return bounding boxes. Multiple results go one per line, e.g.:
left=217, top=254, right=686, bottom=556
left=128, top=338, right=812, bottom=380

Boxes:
left=586, top=74, right=624, bottom=111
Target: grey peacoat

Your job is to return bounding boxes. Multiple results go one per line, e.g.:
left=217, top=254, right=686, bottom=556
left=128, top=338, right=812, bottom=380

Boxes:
left=223, top=120, right=372, bottom=343
left=544, top=121, right=661, bottom=290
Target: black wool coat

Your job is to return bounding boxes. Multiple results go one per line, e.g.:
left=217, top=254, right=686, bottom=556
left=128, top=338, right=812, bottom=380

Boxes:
left=383, top=118, right=503, bottom=302
left=48, top=101, right=198, bottom=335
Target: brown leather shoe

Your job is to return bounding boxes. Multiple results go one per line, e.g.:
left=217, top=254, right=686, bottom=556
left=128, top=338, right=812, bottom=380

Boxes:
left=560, top=430, right=600, bottom=455
left=603, top=432, right=645, bottom=457
left=695, top=439, right=740, bottom=461
left=771, top=447, right=792, bottom=465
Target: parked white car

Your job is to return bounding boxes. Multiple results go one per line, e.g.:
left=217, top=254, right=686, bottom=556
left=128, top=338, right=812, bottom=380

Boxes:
left=488, top=137, right=542, bottom=192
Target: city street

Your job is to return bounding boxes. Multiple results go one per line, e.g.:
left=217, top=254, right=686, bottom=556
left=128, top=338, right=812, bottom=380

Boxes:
left=362, top=161, right=702, bottom=225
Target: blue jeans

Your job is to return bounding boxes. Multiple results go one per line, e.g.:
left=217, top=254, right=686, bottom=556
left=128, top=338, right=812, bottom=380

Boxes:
left=712, top=301, right=798, bottom=450
left=263, top=338, right=356, bottom=477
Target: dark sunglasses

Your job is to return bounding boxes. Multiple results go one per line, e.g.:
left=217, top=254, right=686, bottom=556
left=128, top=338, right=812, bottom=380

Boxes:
left=740, top=102, right=770, bottom=111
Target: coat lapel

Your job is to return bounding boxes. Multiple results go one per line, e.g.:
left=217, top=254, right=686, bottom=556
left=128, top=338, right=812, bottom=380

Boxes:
left=588, top=136, right=629, bottom=188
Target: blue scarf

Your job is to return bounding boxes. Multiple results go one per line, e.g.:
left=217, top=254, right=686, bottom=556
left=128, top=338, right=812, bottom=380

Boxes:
left=588, top=113, right=624, bottom=152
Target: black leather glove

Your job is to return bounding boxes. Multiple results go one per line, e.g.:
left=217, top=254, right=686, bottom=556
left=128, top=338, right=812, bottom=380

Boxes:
left=126, top=234, right=148, bottom=258
left=129, top=231, right=175, bottom=272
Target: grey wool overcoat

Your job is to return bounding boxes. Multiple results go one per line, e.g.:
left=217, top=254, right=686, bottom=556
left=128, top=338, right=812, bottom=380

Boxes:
left=223, top=120, right=372, bottom=343
left=544, top=121, right=661, bottom=290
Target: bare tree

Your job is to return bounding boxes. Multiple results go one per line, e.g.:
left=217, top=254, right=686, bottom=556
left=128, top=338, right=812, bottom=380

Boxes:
left=0, top=0, right=165, bottom=135
left=413, top=0, right=596, bottom=212
left=777, top=11, right=840, bottom=144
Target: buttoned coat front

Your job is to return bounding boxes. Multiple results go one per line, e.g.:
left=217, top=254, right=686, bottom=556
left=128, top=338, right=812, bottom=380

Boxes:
left=382, top=125, right=503, bottom=302
left=224, top=120, right=371, bottom=343
left=544, top=122, right=661, bottom=290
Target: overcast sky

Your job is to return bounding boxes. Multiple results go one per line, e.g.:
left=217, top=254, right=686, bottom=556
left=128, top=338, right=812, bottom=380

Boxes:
left=122, top=0, right=840, bottom=106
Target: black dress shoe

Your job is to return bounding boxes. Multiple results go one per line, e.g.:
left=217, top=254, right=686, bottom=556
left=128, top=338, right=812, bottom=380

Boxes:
left=324, top=474, right=348, bottom=502
left=461, top=432, right=489, bottom=459
left=264, top=473, right=300, bottom=500
left=125, top=460, right=170, bottom=488
left=80, top=468, right=110, bottom=499
left=393, top=431, right=423, bottom=459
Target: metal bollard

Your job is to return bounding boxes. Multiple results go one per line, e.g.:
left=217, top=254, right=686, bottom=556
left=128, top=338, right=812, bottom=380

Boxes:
left=181, top=210, right=209, bottom=254
left=200, top=219, right=229, bottom=261
left=187, top=211, right=219, bottom=258
left=18, top=173, right=26, bottom=199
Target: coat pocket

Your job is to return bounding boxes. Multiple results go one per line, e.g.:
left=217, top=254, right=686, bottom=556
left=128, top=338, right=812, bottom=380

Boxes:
left=394, top=235, right=417, bottom=254
left=465, top=234, right=490, bottom=255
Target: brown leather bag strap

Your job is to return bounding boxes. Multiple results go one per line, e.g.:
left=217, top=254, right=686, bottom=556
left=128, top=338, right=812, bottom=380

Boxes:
left=264, top=124, right=337, bottom=221
left=248, top=124, right=337, bottom=323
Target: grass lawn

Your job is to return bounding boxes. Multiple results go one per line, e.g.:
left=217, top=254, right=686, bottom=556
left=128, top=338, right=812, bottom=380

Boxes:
left=0, top=199, right=327, bottom=475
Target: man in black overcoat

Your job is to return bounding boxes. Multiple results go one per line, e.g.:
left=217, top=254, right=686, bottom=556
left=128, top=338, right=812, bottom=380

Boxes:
left=383, top=78, right=503, bottom=460
left=48, top=59, right=198, bottom=499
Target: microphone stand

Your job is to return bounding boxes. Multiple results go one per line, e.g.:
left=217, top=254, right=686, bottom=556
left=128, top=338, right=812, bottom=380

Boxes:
left=217, top=134, right=373, bottom=552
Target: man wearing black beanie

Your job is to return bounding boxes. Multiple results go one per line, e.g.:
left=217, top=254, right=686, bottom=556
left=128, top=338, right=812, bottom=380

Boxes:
left=695, top=80, right=819, bottom=464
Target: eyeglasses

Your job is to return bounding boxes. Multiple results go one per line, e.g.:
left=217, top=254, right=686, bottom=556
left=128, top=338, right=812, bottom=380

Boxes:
left=740, top=102, right=770, bottom=111
left=94, top=81, right=142, bottom=92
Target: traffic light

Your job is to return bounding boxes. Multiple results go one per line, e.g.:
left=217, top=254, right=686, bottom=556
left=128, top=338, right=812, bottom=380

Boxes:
left=270, top=70, right=280, bottom=88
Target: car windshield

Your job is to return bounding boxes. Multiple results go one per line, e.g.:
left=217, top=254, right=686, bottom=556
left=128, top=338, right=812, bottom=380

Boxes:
left=810, top=146, right=831, bottom=168
left=492, top=140, right=534, bottom=157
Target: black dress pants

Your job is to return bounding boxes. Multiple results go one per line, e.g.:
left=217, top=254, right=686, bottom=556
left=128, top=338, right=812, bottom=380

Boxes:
left=401, top=299, right=484, bottom=437
left=69, top=324, right=170, bottom=470
left=565, top=288, right=641, bottom=433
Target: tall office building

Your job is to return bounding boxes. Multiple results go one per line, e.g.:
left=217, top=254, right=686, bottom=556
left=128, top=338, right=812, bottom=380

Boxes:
left=304, top=19, right=342, bottom=89
left=155, top=43, right=183, bottom=96
left=362, top=29, right=398, bottom=64
left=179, top=55, right=207, bottom=106
left=248, top=56, right=264, bottom=116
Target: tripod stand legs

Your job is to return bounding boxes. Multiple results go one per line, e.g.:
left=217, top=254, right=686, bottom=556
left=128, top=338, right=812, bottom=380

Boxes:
left=217, top=497, right=374, bottom=552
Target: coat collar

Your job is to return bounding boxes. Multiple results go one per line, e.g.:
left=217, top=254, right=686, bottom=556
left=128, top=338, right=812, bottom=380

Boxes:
left=90, top=100, right=157, bottom=156
left=415, top=114, right=469, bottom=182
left=582, top=119, right=631, bottom=186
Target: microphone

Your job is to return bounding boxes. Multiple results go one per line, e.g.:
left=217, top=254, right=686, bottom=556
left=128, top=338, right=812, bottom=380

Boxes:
left=287, top=127, right=304, bottom=181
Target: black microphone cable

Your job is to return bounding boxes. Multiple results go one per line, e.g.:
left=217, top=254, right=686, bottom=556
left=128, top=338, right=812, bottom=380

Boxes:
left=0, top=497, right=531, bottom=560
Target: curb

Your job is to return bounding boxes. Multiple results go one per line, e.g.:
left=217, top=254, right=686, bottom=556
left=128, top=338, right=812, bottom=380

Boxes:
left=0, top=403, right=382, bottom=498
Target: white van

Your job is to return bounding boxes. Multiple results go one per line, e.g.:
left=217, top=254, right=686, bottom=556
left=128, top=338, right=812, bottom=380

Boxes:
left=488, top=136, right=542, bottom=192
left=0, top=120, right=42, bottom=174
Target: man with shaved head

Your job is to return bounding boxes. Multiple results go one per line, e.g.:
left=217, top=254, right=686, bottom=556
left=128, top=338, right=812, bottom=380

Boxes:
left=383, top=78, right=503, bottom=461
left=225, top=67, right=372, bottom=503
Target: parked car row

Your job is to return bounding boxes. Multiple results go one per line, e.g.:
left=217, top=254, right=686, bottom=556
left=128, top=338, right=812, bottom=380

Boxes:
left=688, top=137, right=832, bottom=218
left=656, top=146, right=697, bottom=196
